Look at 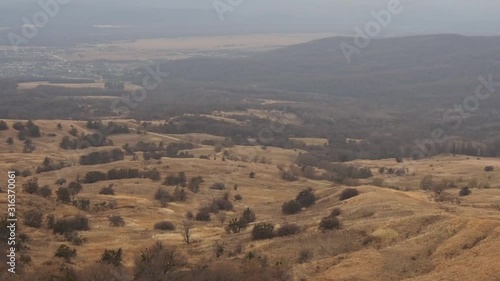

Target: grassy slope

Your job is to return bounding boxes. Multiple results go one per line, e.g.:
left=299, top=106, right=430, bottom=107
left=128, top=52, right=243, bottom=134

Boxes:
left=0, top=120, right=500, bottom=280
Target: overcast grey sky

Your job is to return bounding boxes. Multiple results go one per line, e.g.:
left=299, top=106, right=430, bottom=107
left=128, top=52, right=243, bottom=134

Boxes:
left=1, top=0, right=499, bottom=36
left=3, top=0, right=499, bottom=19
left=94, top=0, right=500, bottom=15
left=6, top=0, right=500, bottom=14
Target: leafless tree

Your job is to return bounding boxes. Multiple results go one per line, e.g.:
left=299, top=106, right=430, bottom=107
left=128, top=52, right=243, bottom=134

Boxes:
left=216, top=211, right=227, bottom=226
left=181, top=221, right=193, bottom=245
left=134, top=242, right=186, bottom=281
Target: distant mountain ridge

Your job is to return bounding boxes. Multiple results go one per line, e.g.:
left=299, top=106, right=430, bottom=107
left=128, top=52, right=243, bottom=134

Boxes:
left=158, top=34, right=500, bottom=101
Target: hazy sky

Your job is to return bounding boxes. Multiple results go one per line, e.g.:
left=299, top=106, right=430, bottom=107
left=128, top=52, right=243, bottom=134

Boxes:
left=89, top=0, right=500, bottom=16
left=6, top=0, right=500, bottom=14
left=3, top=0, right=500, bottom=20
left=2, top=0, right=500, bottom=36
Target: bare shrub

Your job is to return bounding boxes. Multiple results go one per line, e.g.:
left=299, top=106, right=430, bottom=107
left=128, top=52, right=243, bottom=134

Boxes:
left=64, top=231, right=88, bottom=246
left=181, top=222, right=193, bottom=245
left=297, top=249, right=313, bottom=263
left=420, top=175, right=434, bottom=190
left=213, top=241, right=225, bottom=258
left=22, top=177, right=39, bottom=194
left=109, top=215, right=125, bottom=227
left=24, top=209, right=44, bottom=228
left=276, top=224, right=301, bottom=237
left=134, top=242, right=186, bottom=280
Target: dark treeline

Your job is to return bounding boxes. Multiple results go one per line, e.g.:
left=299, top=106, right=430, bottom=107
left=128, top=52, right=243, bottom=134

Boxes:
left=86, top=120, right=130, bottom=134
left=140, top=118, right=314, bottom=150
left=79, top=149, right=124, bottom=165
left=60, top=134, right=113, bottom=150
left=2, top=36, right=500, bottom=162
left=123, top=141, right=195, bottom=159
left=83, top=168, right=161, bottom=183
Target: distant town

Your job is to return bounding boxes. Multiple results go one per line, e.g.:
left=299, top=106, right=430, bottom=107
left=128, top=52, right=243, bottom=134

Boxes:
left=0, top=47, right=144, bottom=81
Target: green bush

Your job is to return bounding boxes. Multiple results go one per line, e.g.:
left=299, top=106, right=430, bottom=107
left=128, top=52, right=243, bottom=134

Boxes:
left=241, top=208, right=256, bottom=225
left=83, top=171, right=107, bottom=183
left=196, top=209, right=211, bottom=221
left=252, top=223, right=275, bottom=240
left=154, top=188, right=172, bottom=206
left=210, top=182, right=226, bottom=190
left=296, top=188, right=316, bottom=208
left=101, top=248, right=123, bottom=266
left=0, top=120, right=8, bottom=130
left=154, top=221, right=176, bottom=231
left=109, top=215, right=125, bottom=227
left=282, top=200, right=302, bottom=215
left=38, top=185, right=52, bottom=198
left=99, top=185, right=115, bottom=195
left=51, top=215, right=90, bottom=235
left=319, top=216, right=341, bottom=231
left=459, top=187, right=472, bottom=197
left=163, top=172, right=187, bottom=187
left=56, top=187, right=71, bottom=204
left=55, top=244, right=77, bottom=262
left=330, top=208, right=342, bottom=217
left=339, top=188, right=359, bottom=200
left=210, top=198, right=233, bottom=212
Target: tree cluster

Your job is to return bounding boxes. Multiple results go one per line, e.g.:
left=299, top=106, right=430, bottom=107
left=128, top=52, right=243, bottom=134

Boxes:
left=83, top=168, right=161, bottom=183
left=79, top=149, right=124, bottom=165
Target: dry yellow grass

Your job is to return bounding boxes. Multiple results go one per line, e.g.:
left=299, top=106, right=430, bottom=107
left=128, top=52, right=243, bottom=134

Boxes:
left=291, top=137, right=328, bottom=146
left=17, top=81, right=142, bottom=91
left=62, top=33, right=338, bottom=61
left=1, top=119, right=500, bottom=280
